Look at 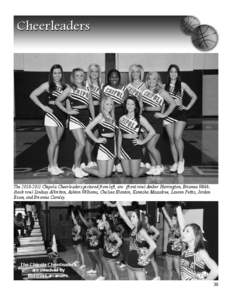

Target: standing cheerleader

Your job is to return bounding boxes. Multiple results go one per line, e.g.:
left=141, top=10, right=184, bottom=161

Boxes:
left=30, top=64, right=67, bottom=175
left=143, top=214, right=160, bottom=279
left=78, top=211, right=104, bottom=279
left=162, top=206, right=182, bottom=280
left=164, top=64, right=197, bottom=174
left=142, top=72, right=176, bottom=176
left=116, top=202, right=156, bottom=280
left=176, top=205, right=218, bottom=280
left=84, top=97, right=116, bottom=178
left=102, top=69, right=128, bottom=173
left=102, top=216, right=122, bottom=280
left=71, top=210, right=85, bottom=269
left=55, top=68, right=95, bottom=178
left=118, top=96, right=155, bottom=178
left=85, top=64, right=103, bottom=167
left=126, top=64, right=146, bottom=110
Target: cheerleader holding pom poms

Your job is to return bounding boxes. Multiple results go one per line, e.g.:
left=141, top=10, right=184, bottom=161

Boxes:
left=118, top=96, right=155, bottom=178
left=71, top=210, right=86, bottom=269
left=84, top=97, right=116, bottom=178
left=142, top=72, right=176, bottom=176
left=55, top=68, right=95, bottom=178
left=164, top=64, right=197, bottom=174
left=29, top=64, right=67, bottom=175
left=116, top=202, right=156, bottom=280
left=175, top=205, right=218, bottom=280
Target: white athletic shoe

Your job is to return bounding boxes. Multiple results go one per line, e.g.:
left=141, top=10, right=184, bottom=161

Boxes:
left=80, top=162, right=86, bottom=169
left=93, top=161, right=97, bottom=167
left=146, top=166, right=163, bottom=176
left=146, top=166, right=156, bottom=175
left=79, top=264, right=86, bottom=270
left=96, top=276, right=105, bottom=280
left=73, top=167, right=84, bottom=178
left=86, top=161, right=95, bottom=168
left=119, top=263, right=126, bottom=269
left=170, top=163, right=178, bottom=172
left=145, top=162, right=151, bottom=169
left=160, top=165, right=165, bottom=173
left=48, top=166, right=61, bottom=176
left=86, top=269, right=97, bottom=274
left=153, top=276, right=161, bottom=280
left=81, top=169, right=89, bottom=177
left=116, top=163, right=123, bottom=173
left=54, top=166, right=64, bottom=174
left=140, top=162, right=145, bottom=168
left=177, top=159, right=185, bottom=174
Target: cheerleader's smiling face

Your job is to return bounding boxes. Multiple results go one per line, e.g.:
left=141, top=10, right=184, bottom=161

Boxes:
left=109, top=71, right=120, bottom=87
left=90, top=66, right=99, bottom=81
left=126, top=99, right=136, bottom=113
left=148, top=73, right=159, bottom=89
left=103, top=98, right=113, bottom=113
left=182, top=225, right=195, bottom=244
left=53, top=68, right=62, bottom=83
left=131, top=67, right=141, bottom=81
left=169, top=67, right=178, bottom=81
left=130, top=211, right=139, bottom=227
left=74, top=70, right=85, bottom=85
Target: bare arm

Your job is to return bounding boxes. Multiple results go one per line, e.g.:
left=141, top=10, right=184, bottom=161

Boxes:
left=176, top=205, right=185, bottom=234
left=88, top=92, right=95, bottom=120
left=29, top=82, right=52, bottom=113
left=181, top=82, right=197, bottom=110
left=71, top=211, right=77, bottom=225
left=149, top=225, right=160, bottom=239
left=113, top=233, right=122, bottom=249
left=85, top=114, right=106, bottom=144
left=116, top=202, right=134, bottom=230
left=55, top=86, right=77, bottom=115
left=161, top=207, right=173, bottom=228
left=159, top=89, right=176, bottom=117
left=78, top=211, right=89, bottom=228
left=134, top=116, right=155, bottom=146
left=117, top=122, right=122, bottom=156
left=198, top=249, right=218, bottom=280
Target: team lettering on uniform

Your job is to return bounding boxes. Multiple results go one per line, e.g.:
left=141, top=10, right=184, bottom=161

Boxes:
left=104, top=86, right=124, bottom=103
left=70, top=88, right=89, bottom=105
left=142, top=90, right=164, bottom=108
left=90, top=85, right=101, bottom=100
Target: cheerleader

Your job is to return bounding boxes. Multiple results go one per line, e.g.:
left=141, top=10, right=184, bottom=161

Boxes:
left=29, top=64, right=67, bottom=175
left=84, top=97, right=116, bottom=178
left=126, top=64, right=146, bottom=110
left=176, top=205, right=218, bottom=280
left=55, top=68, right=95, bottom=178
left=142, top=72, right=176, bottom=176
left=116, top=202, right=156, bottom=280
left=78, top=211, right=104, bottom=279
left=164, top=64, right=197, bottom=174
left=102, top=69, right=128, bottom=173
left=85, top=64, right=103, bottom=168
left=143, top=214, right=160, bottom=279
left=118, top=96, right=155, bottom=178
left=102, top=215, right=122, bottom=280
left=162, top=206, right=182, bottom=280
left=71, top=211, right=85, bottom=269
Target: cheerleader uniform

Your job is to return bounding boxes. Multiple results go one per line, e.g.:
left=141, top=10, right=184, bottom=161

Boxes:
left=180, top=248, right=208, bottom=280
left=72, top=224, right=83, bottom=246
left=164, top=83, right=187, bottom=125
left=68, top=87, right=90, bottom=130
left=126, top=229, right=150, bottom=270
left=166, top=226, right=182, bottom=257
left=102, top=85, right=127, bottom=124
left=44, top=86, right=67, bottom=127
left=96, top=118, right=116, bottom=160
left=103, top=232, right=120, bottom=261
left=119, top=115, right=142, bottom=160
left=86, top=227, right=100, bottom=251
left=88, top=83, right=102, bottom=117
left=126, top=81, right=146, bottom=101
left=142, top=89, right=164, bottom=134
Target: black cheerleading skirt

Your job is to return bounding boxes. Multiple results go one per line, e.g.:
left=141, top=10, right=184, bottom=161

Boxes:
left=94, top=105, right=100, bottom=116
left=143, top=111, right=163, bottom=134
left=97, top=137, right=116, bottom=160
left=73, top=239, right=82, bottom=246
left=45, top=105, right=67, bottom=127
left=127, top=250, right=144, bottom=269
left=103, top=247, right=120, bottom=260
left=167, top=242, right=182, bottom=256
left=165, top=107, right=187, bottom=124
left=120, top=138, right=143, bottom=160
left=115, top=105, right=124, bottom=125
left=69, top=109, right=90, bottom=129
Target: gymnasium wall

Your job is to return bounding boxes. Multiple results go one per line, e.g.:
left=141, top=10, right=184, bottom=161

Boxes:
left=14, top=53, right=218, bottom=119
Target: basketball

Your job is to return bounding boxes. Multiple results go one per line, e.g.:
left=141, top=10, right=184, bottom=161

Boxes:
left=191, top=25, right=218, bottom=51
left=180, top=16, right=200, bottom=35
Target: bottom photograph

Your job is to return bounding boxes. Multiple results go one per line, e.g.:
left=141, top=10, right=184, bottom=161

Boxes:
left=14, top=201, right=218, bottom=281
